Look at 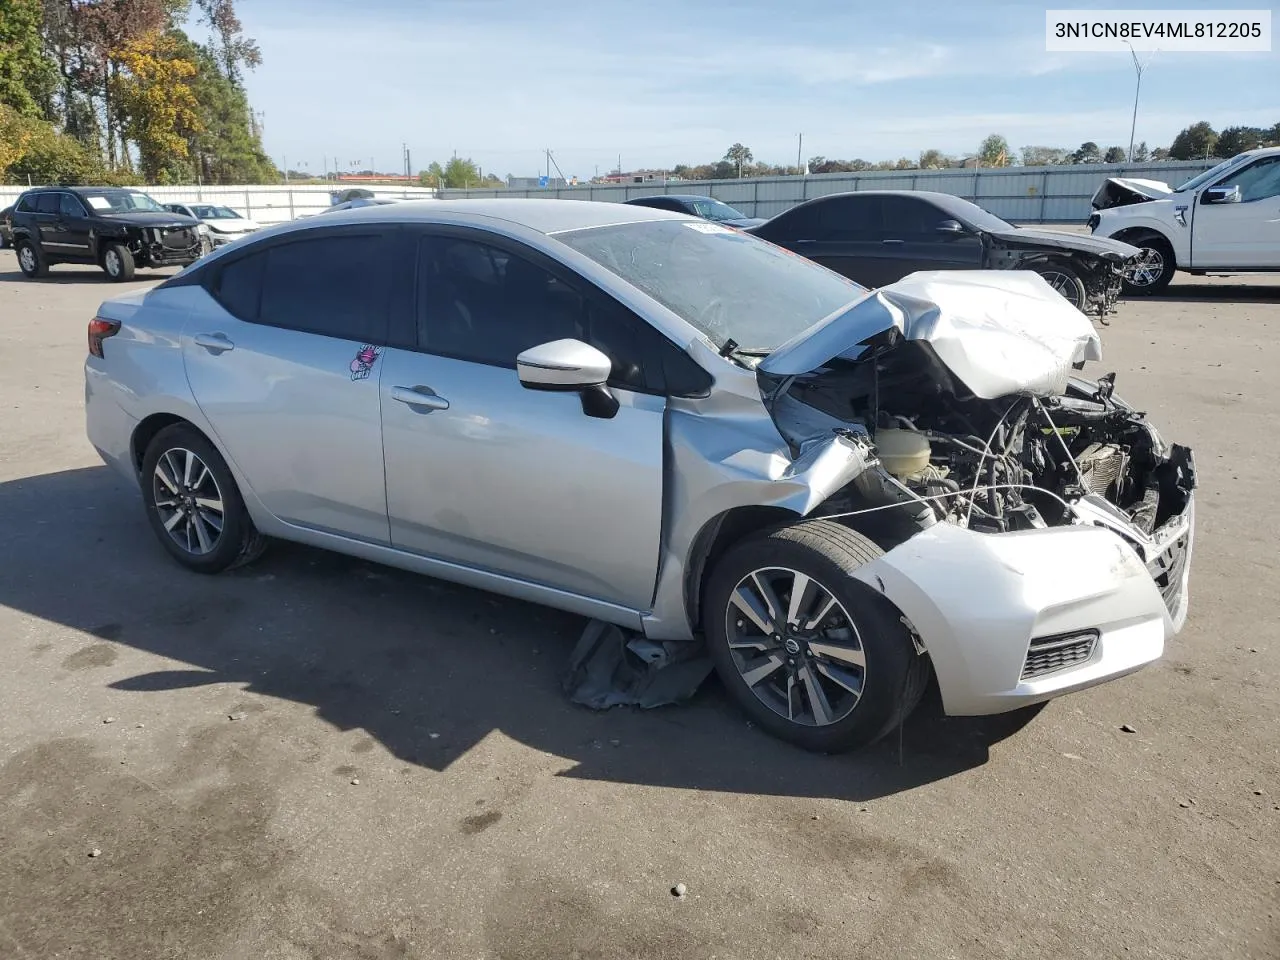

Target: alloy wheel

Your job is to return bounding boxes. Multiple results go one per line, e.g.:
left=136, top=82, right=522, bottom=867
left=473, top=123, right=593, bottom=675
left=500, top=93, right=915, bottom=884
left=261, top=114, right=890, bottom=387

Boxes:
left=724, top=566, right=867, bottom=727
left=152, top=447, right=225, bottom=555
left=105, top=249, right=121, bottom=277
left=1125, top=248, right=1165, bottom=288
left=19, top=246, right=36, bottom=273
left=1038, top=270, right=1084, bottom=309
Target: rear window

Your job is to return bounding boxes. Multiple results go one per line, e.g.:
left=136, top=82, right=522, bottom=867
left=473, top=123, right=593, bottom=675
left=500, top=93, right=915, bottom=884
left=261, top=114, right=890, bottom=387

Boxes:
left=36, top=194, right=60, bottom=214
left=556, top=219, right=866, bottom=351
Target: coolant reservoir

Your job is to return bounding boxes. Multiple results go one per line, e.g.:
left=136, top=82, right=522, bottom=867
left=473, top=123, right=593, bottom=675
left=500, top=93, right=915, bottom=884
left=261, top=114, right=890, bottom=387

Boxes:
left=874, top=428, right=932, bottom=479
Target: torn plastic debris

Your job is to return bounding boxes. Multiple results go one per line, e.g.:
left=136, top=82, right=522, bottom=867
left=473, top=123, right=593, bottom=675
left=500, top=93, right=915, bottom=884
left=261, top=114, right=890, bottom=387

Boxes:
left=562, top=620, right=714, bottom=710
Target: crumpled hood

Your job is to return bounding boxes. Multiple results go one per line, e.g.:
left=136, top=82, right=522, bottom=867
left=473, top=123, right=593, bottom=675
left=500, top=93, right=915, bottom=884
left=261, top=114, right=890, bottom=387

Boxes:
left=98, top=211, right=200, bottom=229
left=981, top=225, right=1141, bottom=260
left=759, top=270, right=1103, bottom=399
left=1090, top=177, right=1174, bottom=210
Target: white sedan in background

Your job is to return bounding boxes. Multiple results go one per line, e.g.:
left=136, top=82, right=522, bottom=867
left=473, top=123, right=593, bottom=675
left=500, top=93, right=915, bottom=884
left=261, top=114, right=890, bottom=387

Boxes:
left=164, top=202, right=261, bottom=248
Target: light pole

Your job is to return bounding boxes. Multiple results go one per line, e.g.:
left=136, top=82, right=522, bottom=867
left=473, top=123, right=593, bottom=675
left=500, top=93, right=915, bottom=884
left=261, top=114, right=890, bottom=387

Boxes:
left=1124, top=41, right=1157, bottom=162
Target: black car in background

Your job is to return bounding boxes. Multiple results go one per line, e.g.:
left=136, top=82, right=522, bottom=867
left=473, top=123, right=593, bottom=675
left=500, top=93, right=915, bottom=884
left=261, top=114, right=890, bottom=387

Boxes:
left=0, top=204, right=13, bottom=249
left=10, top=186, right=205, bottom=281
left=624, top=194, right=766, bottom=228
left=748, top=190, right=1141, bottom=318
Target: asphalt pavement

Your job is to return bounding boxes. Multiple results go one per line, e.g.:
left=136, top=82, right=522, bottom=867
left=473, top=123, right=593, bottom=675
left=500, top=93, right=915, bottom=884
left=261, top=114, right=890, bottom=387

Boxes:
left=0, top=251, right=1276, bottom=959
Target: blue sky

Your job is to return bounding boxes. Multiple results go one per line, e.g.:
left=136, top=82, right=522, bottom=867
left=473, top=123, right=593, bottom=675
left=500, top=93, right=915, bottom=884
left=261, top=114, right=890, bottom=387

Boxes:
left=233, top=0, right=1278, bottom=178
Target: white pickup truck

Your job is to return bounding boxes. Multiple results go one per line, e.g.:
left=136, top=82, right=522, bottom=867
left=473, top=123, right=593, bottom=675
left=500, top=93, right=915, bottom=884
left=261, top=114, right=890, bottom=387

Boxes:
left=1088, top=146, right=1280, bottom=294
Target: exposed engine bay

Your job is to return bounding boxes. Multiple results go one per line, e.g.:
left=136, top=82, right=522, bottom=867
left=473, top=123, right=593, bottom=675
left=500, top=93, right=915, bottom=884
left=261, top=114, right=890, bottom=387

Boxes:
left=782, top=340, right=1196, bottom=544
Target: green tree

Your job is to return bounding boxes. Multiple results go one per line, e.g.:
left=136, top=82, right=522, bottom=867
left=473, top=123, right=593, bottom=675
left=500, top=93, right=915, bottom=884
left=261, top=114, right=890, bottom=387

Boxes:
left=0, top=102, right=100, bottom=184
left=1131, top=141, right=1150, bottom=162
left=723, top=142, right=752, bottom=176
left=918, top=148, right=949, bottom=169
left=112, top=29, right=202, bottom=181
left=0, top=0, right=57, bottom=118
left=1215, top=125, right=1266, bottom=157
left=179, top=36, right=273, bottom=182
left=978, top=133, right=1010, bottom=166
left=1169, top=121, right=1217, bottom=160
left=1151, top=146, right=1171, bottom=161
left=443, top=156, right=479, bottom=187
left=1021, top=146, right=1070, bottom=166
left=1103, top=146, right=1126, bottom=163
left=1071, top=141, right=1102, bottom=163
left=195, top=0, right=260, bottom=85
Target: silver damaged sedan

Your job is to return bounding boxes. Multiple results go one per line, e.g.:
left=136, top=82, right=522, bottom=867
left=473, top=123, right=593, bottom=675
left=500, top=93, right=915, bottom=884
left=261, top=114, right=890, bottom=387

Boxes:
left=84, top=200, right=1196, bottom=753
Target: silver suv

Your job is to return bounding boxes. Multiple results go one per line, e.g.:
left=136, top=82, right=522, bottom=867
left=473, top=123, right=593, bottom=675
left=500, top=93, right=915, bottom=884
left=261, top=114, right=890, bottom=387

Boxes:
left=84, top=200, right=1196, bottom=752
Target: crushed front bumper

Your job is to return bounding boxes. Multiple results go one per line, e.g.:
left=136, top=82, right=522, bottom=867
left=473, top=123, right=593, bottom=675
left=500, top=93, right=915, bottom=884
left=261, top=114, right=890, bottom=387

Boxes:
left=851, top=495, right=1195, bottom=716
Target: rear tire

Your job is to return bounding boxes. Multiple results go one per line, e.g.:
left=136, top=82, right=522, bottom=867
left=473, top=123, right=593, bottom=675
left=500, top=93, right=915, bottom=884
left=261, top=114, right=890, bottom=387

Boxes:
left=703, top=520, right=929, bottom=754
left=102, top=243, right=135, bottom=282
left=16, top=241, right=48, bottom=278
left=1120, top=237, right=1175, bottom=295
left=140, top=424, right=267, bottom=574
left=1028, top=262, right=1087, bottom=312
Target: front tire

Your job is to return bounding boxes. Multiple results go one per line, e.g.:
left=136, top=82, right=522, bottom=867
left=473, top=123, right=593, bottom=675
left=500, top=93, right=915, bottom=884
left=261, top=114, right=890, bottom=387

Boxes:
left=16, top=241, right=48, bottom=278
left=1028, top=262, right=1088, bottom=312
left=703, top=520, right=928, bottom=754
left=1121, top=237, right=1175, bottom=295
left=102, top=242, right=136, bottom=282
left=141, top=424, right=267, bottom=573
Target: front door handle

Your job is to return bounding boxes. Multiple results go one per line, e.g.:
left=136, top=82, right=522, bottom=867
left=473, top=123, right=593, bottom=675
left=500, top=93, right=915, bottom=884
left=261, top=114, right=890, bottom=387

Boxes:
left=193, top=332, right=234, bottom=353
left=881, top=239, right=905, bottom=245
left=390, top=385, right=450, bottom=411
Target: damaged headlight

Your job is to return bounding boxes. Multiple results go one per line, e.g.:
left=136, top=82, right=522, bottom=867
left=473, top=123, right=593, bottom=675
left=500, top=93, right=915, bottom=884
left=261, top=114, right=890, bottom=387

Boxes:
left=196, top=223, right=210, bottom=235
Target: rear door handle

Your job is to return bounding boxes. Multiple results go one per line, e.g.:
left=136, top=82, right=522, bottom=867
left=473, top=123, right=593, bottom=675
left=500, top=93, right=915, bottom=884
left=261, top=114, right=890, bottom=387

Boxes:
left=881, top=239, right=905, bottom=245
left=192, top=333, right=234, bottom=353
left=390, top=385, right=450, bottom=411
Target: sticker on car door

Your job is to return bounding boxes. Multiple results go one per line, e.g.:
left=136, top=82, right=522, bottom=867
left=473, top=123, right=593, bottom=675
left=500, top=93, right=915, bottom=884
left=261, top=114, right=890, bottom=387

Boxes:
left=349, top=344, right=380, bottom=380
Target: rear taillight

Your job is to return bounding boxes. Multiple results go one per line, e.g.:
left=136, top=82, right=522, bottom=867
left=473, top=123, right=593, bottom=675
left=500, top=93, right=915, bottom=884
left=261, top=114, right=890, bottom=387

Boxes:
left=88, top=317, right=120, bottom=358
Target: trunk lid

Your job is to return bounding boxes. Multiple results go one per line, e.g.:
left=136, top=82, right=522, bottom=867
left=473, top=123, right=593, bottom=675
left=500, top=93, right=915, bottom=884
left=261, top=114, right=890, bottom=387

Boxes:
left=758, top=270, right=1102, bottom=399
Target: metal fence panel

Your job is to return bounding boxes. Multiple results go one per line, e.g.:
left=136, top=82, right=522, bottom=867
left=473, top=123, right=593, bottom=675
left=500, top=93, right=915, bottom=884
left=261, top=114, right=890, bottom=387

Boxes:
left=439, top=160, right=1214, bottom=222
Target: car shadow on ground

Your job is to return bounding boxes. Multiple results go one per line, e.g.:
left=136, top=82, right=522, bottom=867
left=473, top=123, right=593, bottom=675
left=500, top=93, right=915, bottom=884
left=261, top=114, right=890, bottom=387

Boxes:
left=0, top=265, right=181, bottom=285
left=0, top=465, right=1043, bottom=802
left=1126, top=280, right=1280, bottom=304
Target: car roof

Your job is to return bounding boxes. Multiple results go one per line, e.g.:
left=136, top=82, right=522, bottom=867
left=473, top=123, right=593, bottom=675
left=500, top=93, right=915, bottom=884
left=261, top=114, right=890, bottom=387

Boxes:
left=306, top=198, right=689, bottom=234
left=625, top=194, right=719, bottom=203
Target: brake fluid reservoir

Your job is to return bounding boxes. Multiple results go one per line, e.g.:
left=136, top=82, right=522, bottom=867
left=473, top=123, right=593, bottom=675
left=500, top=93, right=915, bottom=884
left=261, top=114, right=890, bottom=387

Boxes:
left=874, top=427, right=932, bottom=479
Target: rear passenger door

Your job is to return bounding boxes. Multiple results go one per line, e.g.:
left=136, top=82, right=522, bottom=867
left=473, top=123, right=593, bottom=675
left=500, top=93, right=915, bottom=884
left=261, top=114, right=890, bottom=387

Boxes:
left=378, top=227, right=678, bottom=610
left=183, top=225, right=396, bottom=543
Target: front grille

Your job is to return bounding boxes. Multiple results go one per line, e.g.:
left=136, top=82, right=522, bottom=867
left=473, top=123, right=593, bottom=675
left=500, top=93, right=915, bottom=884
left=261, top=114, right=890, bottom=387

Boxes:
left=1147, top=531, right=1191, bottom=617
left=161, top=227, right=194, bottom=249
left=1022, top=631, right=1098, bottom=680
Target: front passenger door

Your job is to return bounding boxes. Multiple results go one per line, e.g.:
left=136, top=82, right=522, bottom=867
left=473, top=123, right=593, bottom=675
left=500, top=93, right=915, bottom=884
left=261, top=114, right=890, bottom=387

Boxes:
left=1192, top=156, right=1280, bottom=268
left=878, top=195, right=984, bottom=282
left=379, top=230, right=668, bottom=610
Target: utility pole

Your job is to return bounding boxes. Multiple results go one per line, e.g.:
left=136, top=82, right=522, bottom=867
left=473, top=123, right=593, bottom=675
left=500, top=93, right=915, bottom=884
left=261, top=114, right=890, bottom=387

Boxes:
left=797, top=133, right=803, bottom=176
left=1124, top=41, right=1157, bottom=163
left=283, top=156, right=288, bottom=183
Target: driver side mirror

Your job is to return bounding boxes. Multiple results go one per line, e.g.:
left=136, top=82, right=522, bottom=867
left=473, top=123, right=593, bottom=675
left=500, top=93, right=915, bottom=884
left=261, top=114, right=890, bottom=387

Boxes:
left=516, top=339, right=619, bottom=419
left=1201, top=185, right=1242, bottom=205
left=935, top=219, right=966, bottom=235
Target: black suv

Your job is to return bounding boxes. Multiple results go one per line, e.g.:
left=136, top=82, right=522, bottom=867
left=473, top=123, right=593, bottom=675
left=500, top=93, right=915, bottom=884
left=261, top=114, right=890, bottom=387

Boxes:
left=10, top=186, right=206, bottom=281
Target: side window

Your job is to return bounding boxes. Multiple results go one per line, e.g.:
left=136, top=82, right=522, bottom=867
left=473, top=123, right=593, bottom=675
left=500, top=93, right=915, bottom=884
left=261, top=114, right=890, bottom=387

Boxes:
left=822, top=196, right=882, bottom=241
left=417, top=236, right=700, bottom=394
left=257, top=234, right=390, bottom=341
left=60, top=194, right=86, bottom=217
left=417, top=237, right=587, bottom=367
left=765, top=202, right=827, bottom=241
left=36, top=193, right=60, bottom=214
left=16, top=194, right=35, bottom=213
left=210, top=250, right=267, bottom=321
left=880, top=196, right=940, bottom=237
left=1216, top=156, right=1280, bottom=202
